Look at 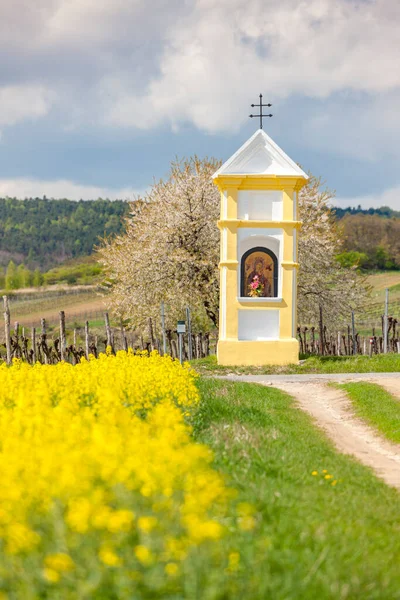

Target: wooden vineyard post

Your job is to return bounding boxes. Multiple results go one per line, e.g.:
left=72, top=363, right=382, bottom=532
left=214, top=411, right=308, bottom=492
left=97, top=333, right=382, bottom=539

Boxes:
left=41, top=318, right=48, bottom=364
left=32, top=327, right=36, bottom=364
left=3, top=296, right=11, bottom=366
left=186, top=307, right=193, bottom=360
left=310, top=327, right=315, bottom=354
left=319, top=305, right=324, bottom=356
left=351, top=311, right=357, bottom=355
left=59, top=311, right=66, bottom=362
left=104, top=313, right=112, bottom=351
left=121, top=324, right=128, bottom=352
left=161, top=302, right=167, bottom=356
left=383, top=288, right=389, bottom=354
left=166, top=330, right=173, bottom=356
left=204, top=332, right=210, bottom=357
left=14, top=321, right=20, bottom=358
left=297, top=327, right=304, bottom=354
left=303, top=327, right=308, bottom=354
left=148, top=317, right=155, bottom=352
left=85, top=321, right=90, bottom=360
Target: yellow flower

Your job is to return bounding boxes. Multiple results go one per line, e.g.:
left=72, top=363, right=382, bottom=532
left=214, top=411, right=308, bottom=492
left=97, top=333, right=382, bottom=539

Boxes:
left=108, top=510, right=134, bottom=533
left=43, top=568, right=60, bottom=583
left=322, top=469, right=328, bottom=474
left=5, top=523, right=40, bottom=554
left=324, top=475, right=333, bottom=480
left=0, top=350, right=233, bottom=593
left=228, top=551, right=240, bottom=572
left=165, top=562, right=179, bottom=576
left=311, top=471, right=318, bottom=476
left=238, top=516, right=256, bottom=531
left=134, top=545, right=153, bottom=565
left=331, top=480, right=338, bottom=486
left=237, top=502, right=255, bottom=517
left=137, top=516, right=157, bottom=533
left=99, top=547, right=122, bottom=567
left=44, top=553, right=74, bottom=573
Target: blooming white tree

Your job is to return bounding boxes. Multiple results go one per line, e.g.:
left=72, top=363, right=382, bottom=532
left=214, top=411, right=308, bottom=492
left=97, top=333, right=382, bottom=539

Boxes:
left=99, top=157, right=221, bottom=331
left=297, top=174, right=368, bottom=327
left=99, top=158, right=367, bottom=332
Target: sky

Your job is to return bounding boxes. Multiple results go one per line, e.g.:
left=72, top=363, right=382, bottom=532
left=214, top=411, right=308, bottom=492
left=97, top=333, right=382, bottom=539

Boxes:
left=0, top=0, right=399, bottom=209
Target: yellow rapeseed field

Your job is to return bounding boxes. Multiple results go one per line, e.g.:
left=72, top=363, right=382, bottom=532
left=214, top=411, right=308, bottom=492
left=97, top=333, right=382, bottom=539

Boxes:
left=0, top=351, right=234, bottom=598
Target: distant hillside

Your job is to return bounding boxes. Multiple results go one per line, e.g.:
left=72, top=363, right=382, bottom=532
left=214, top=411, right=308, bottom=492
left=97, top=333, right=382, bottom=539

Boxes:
left=335, top=206, right=400, bottom=271
left=0, top=197, right=130, bottom=270
left=334, top=205, right=400, bottom=219
left=0, top=197, right=399, bottom=276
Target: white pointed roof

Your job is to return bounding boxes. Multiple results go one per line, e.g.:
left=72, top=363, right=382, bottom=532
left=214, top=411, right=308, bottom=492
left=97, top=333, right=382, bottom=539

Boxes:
left=213, top=129, right=308, bottom=179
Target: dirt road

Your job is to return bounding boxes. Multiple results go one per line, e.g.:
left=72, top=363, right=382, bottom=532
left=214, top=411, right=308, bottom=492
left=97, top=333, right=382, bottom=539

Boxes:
left=220, top=374, right=400, bottom=490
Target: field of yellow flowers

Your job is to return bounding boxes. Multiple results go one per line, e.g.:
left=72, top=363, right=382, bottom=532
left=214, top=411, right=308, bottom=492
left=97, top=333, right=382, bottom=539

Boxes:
left=0, top=351, right=249, bottom=599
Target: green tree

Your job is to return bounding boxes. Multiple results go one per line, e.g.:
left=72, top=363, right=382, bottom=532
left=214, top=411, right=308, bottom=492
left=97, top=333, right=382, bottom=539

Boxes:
left=336, top=251, right=369, bottom=270
left=17, top=264, right=32, bottom=288
left=5, top=260, right=19, bottom=290
left=33, top=268, right=43, bottom=288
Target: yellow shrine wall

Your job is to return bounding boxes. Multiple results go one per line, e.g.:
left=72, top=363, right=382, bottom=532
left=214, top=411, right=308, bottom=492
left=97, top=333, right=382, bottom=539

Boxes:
left=214, top=175, right=306, bottom=367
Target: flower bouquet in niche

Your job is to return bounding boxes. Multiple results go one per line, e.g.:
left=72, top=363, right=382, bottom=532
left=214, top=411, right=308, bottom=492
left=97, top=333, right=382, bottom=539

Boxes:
left=248, top=275, right=264, bottom=297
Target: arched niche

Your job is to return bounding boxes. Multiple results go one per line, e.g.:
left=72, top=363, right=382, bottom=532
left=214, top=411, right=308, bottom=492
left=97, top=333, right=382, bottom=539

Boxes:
left=240, top=246, right=278, bottom=298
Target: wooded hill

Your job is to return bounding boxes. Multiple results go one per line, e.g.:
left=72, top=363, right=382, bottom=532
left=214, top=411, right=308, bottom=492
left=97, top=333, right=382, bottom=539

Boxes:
left=335, top=207, right=400, bottom=270
left=334, top=206, right=400, bottom=219
left=0, top=197, right=399, bottom=276
left=0, top=197, right=130, bottom=270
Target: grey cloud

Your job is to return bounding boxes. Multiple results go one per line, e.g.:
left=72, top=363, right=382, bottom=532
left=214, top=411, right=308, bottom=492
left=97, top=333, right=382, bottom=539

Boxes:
left=0, top=0, right=399, bottom=143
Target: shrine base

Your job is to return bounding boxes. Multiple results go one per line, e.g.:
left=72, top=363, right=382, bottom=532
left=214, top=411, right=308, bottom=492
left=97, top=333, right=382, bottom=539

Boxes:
left=217, top=339, right=299, bottom=366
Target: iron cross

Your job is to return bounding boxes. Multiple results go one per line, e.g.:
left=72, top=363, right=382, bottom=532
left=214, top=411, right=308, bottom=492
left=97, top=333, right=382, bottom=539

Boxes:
left=249, top=94, right=272, bottom=129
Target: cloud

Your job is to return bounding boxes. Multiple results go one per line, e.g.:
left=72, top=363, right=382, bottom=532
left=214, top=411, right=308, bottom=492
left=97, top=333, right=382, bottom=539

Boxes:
left=292, top=89, right=400, bottom=162
left=0, top=0, right=399, bottom=134
left=0, top=85, right=54, bottom=127
left=104, top=0, right=400, bottom=132
left=334, top=185, right=400, bottom=211
left=0, top=178, right=142, bottom=200
left=0, top=0, right=399, bottom=208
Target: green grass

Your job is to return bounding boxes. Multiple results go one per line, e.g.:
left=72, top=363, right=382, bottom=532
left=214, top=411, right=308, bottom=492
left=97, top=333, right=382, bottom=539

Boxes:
left=339, top=382, right=400, bottom=444
left=356, top=271, right=400, bottom=327
left=192, top=353, right=400, bottom=375
left=42, top=256, right=103, bottom=286
left=194, top=378, right=400, bottom=599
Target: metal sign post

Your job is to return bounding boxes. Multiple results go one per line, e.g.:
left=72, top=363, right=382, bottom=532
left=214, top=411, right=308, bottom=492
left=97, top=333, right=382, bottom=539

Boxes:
left=186, top=307, right=192, bottom=361
left=177, top=320, right=186, bottom=364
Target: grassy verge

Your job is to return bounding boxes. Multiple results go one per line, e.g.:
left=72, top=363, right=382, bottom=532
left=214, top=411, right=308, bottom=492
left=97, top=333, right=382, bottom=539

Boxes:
left=339, top=382, right=400, bottom=444
left=194, top=378, right=400, bottom=599
left=191, top=353, right=400, bottom=375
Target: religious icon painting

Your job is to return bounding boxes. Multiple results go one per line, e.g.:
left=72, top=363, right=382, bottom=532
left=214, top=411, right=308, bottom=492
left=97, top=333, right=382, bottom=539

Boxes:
left=241, top=247, right=278, bottom=297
